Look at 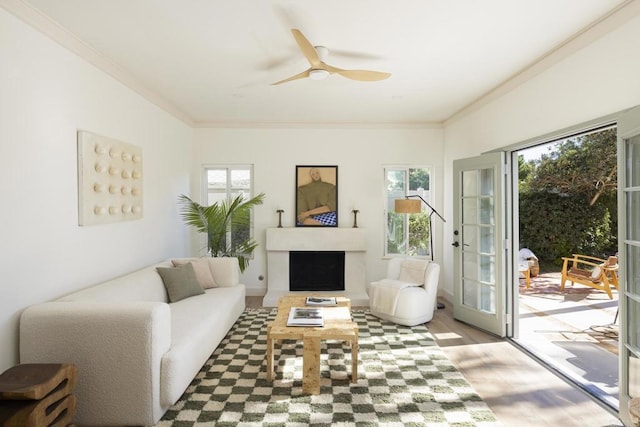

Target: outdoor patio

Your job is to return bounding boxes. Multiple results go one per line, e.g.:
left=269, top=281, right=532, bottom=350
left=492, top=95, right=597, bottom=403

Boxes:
left=516, top=271, right=620, bottom=409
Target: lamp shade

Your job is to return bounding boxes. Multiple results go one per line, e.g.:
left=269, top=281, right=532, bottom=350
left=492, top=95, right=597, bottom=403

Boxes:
left=394, top=198, right=421, bottom=213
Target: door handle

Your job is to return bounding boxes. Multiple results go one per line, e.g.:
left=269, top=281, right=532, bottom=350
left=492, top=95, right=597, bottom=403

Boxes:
left=452, top=241, right=459, bottom=247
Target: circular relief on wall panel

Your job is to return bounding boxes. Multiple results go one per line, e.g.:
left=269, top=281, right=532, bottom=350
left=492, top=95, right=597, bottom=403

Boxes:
left=121, top=170, right=131, bottom=179
left=131, top=187, right=140, bottom=196
left=132, top=154, right=141, bottom=163
left=122, top=152, right=132, bottom=161
left=132, top=205, right=142, bottom=214
left=122, top=205, right=131, bottom=213
left=109, top=166, right=120, bottom=176
left=94, top=163, right=107, bottom=173
left=132, top=170, right=141, bottom=179
left=109, top=185, right=120, bottom=194
left=109, top=148, right=121, bottom=158
left=93, top=183, right=105, bottom=193
left=94, top=145, right=107, bottom=155
left=121, top=186, right=130, bottom=195
left=109, top=206, right=119, bottom=215
left=94, top=206, right=106, bottom=215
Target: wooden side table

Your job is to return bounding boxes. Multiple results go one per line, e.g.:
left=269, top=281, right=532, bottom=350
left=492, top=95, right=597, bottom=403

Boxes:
left=0, top=363, right=77, bottom=427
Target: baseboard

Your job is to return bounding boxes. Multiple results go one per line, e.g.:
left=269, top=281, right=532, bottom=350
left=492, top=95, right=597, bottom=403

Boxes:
left=245, top=287, right=266, bottom=297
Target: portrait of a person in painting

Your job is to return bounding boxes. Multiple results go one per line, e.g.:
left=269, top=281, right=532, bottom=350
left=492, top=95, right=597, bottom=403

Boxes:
left=296, top=167, right=337, bottom=226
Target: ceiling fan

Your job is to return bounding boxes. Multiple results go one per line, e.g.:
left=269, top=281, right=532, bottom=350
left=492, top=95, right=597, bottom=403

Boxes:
left=271, top=29, right=391, bottom=85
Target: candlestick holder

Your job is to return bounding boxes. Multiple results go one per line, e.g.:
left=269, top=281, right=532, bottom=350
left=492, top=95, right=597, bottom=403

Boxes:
left=276, top=209, right=284, bottom=228
left=352, top=210, right=359, bottom=228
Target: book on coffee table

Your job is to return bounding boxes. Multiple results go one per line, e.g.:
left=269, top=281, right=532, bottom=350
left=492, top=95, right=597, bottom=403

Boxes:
left=287, top=307, right=324, bottom=327
left=305, top=296, right=337, bottom=306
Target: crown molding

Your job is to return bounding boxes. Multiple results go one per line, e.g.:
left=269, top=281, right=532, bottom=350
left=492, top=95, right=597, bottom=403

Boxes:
left=191, top=120, right=444, bottom=130
left=1, top=0, right=194, bottom=126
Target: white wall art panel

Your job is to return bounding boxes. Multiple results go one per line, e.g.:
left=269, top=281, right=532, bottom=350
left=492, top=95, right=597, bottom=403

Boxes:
left=77, top=131, right=143, bottom=225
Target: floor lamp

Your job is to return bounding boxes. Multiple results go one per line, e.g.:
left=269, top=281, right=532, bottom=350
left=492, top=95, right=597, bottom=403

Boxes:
left=394, top=195, right=446, bottom=261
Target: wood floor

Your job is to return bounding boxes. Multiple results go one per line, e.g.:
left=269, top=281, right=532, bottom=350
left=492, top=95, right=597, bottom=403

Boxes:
left=246, top=296, right=623, bottom=427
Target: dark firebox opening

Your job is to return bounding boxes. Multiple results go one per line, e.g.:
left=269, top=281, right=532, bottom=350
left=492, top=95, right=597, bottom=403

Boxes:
left=289, top=251, right=345, bottom=291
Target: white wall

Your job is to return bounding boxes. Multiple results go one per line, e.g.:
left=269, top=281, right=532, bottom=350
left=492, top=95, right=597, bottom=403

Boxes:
left=192, top=127, right=444, bottom=295
left=0, top=9, right=192, bottom=371
left=441, top=15, right=640, bottom=300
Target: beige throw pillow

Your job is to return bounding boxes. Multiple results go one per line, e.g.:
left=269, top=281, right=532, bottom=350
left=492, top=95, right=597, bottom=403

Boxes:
left=172, top=257, right=218, bottom=289
left=398, top=259, right=428, bottom=285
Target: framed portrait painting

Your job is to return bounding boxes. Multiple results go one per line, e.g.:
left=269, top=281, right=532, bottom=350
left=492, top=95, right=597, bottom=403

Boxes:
left=295, top=165, right=338, bottom=227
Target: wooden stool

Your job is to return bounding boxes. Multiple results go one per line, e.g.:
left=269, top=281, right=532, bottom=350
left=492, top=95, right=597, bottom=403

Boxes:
left=0, top=363, right=77, bottom=427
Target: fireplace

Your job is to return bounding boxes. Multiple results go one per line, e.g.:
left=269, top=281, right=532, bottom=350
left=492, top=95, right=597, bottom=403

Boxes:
left=264, top=228, right=368, bottom=307
left=289, top=251, right=345, bottom=292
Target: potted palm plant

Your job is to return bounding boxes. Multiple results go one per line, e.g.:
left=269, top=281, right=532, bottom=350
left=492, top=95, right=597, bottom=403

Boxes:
left=178, top=193, right=265, bottom=272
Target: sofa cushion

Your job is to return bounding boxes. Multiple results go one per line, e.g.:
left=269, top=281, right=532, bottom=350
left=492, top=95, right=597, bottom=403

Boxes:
left=171, top=258, right=217, bottom=289
left=160, top=285, right=245, bottom=406
left=156, top=263, right=204, bottom=302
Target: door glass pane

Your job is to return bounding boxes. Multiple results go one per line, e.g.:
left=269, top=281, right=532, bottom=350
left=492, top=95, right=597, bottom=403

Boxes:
left=479, top=226, right=494, bottom=254
left=480, top=284, right=496, bottom=312
left=479, top=197, right=494, bottom=225
left=479, top=168, right=494, bottom=196
left=480, top=255, right=495, bottom=283
left=462, top=225, right=477, bottom=251
left=628, top=244, right=640, bottom=295
left=463, top=253, right=478, bottom=281
left=462, top=199, right=478, bottom=224
left=627, top=135, right=640, bottom=187
left=463, top=170, right=477, bottom=196
left=627, top=298, right=640, bottom=349
left=462, top=279, right=479, bottom=308
left=629, top=349, right=640, bottom=397
left=628, top=191, right=640, bottom=241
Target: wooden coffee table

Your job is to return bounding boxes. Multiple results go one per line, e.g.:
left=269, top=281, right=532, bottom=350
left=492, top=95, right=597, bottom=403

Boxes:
left=266, top=294, right=358, bottom=395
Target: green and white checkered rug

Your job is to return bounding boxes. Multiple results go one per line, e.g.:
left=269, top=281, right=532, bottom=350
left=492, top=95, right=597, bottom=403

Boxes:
left=157, top=309, right=501, bottom=426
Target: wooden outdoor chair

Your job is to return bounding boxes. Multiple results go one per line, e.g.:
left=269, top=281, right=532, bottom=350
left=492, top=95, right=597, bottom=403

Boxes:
left=560, top=254, right=619, bottom=299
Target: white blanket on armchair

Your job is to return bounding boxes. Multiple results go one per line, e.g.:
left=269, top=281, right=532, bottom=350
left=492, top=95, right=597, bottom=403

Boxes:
left=369, top=279, right=422, bottom=314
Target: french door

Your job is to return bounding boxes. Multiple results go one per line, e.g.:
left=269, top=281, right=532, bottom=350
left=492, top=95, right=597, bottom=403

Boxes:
left=618, top=105, right=640, bottom=426
left=452, top=152, right=508, bottom=337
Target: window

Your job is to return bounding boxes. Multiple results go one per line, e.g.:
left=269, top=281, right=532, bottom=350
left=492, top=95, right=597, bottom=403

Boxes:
left=385, top=166, right=431, bottom=257
left=204, top=165, right=254, bottom=254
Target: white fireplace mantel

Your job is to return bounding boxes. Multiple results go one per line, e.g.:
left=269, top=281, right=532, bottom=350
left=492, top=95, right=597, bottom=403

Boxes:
left=264, top=228, right=368, bottom=307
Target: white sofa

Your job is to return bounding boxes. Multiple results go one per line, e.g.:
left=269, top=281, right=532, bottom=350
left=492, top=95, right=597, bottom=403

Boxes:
left=367, top=257, right=440, bottom=326
left=19, top=257, right=246, bottom=426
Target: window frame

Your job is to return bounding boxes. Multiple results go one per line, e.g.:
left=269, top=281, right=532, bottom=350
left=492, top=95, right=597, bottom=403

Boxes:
left=201, top=164, right=255, bottom=257
left=383, top=165, right=433, bottom=258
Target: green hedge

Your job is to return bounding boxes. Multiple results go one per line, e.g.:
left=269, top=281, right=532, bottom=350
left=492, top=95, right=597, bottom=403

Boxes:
left=519, top=191, right=617, bottom=266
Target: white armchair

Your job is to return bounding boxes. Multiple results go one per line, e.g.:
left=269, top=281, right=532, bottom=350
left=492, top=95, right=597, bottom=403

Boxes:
left=367, top=257, right=440, bottom=326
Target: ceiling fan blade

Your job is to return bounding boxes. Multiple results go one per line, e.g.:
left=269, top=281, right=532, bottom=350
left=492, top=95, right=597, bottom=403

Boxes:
left=271, top=68, right=311, bottom=85
left=291, top=29, right=321, bottom=67
left=325, top=64, right=391, bottom=81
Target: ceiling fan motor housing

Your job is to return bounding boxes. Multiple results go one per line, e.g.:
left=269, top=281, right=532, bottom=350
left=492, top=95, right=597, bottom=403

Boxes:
left=309, top=69, right=330, bottom=80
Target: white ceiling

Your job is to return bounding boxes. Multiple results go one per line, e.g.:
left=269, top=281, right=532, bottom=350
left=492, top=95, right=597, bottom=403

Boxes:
left=12, top=0, right=634, bottom=126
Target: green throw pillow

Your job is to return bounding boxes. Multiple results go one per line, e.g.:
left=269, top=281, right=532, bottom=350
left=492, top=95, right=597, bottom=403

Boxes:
left=157, top=262, right=205, bottom=302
